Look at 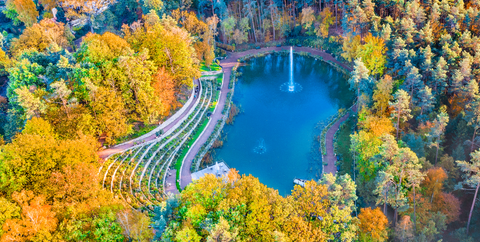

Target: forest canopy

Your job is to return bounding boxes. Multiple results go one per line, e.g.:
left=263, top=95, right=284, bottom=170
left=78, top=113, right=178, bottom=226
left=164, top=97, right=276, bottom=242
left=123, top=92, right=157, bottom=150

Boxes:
left=0, top=0, right=480, bottom=241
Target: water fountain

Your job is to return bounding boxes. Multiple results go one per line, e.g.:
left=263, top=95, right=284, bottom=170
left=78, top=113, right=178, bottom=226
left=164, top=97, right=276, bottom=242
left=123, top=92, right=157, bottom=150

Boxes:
left=253, top=138, right=267, bottom=154
left=280, top=47, right=303, bottom=93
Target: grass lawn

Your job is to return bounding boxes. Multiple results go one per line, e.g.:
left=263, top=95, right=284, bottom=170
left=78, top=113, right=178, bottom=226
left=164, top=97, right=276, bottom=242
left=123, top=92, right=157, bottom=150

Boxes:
left=200, top=61, right=222, bottom=72
left=175, top=118, right=210, bottom=190
left=336, top=115, right=356, bottom=177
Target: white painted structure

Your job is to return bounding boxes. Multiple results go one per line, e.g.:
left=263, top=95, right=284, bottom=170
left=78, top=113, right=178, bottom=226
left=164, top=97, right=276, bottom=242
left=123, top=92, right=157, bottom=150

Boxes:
left=191, top=162, right=230, bottom=181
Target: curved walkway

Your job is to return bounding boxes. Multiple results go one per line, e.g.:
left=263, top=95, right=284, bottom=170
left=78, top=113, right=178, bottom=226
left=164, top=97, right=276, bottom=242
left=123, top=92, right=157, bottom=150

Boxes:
left=180, top=46, right=353, bottom=189
left=323, top=105, right=357, bottom=174
left=98, top=79, right=200, bottom=160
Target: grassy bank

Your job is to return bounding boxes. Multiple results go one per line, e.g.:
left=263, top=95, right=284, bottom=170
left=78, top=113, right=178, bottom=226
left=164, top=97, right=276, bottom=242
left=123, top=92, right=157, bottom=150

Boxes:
left=334, top=115, right=356, bottom=177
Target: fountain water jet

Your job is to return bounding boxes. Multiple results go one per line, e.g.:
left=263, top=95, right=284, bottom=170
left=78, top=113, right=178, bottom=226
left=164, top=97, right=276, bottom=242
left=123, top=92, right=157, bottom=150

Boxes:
left=280, top=47, right=303, bottom=93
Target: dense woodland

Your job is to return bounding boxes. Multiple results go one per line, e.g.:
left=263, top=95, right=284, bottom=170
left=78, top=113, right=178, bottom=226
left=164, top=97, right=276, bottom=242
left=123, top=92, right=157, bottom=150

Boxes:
left=0, top=0, right=479, bottom=241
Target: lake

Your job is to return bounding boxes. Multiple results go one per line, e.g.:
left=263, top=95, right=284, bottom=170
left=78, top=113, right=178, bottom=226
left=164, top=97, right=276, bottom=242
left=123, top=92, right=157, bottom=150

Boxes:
left=214, top=53, right=353, bottom=195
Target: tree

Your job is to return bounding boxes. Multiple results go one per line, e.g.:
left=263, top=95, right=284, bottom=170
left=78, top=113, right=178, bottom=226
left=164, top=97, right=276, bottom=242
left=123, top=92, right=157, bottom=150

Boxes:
left=221, top=15, right=235, bottom=44
left=176, top=224, right=201, bottom=242
left=341, top=34, right=361, bottom=62
left=373, top=75, right=393, bottom=116
left=0, top=197, right=21, bottom=238
left=91, top=211, right=125, bottom=242
left=0, top=118, right=98, bottom=195
left=316, top=8, right=334, bottom=38
left=349, top=58, right=372, bottom=108
left=6, top=0, right=38, bottom=27
left=1, top=190, right=58, bottom=241
left=390, top=90, right=412, bottom=139
left=424, top=167, right=447, bottom=204
left=431, top=57, right=448, bottom=94
left=356, top=33, right=387, bottom=77
left=58, top=0, right=116, bottom=32
left=390, top=147, right=422, bottom=225
left=406, top=164, right=425, bottom=232
left=319, top=173, right=357, bottom=209
left=427, top=109, right=449, bottom=165
left=10, top=19, right=70, bottom=56
left=394, top=215, right=414, bottom=242
left=50, top=80, right=74, bottom=118
left=206, top=217, right=238, bottom=242
left=350, top=130, right=383, bottom=182
left=456, top=150, right=480, bottom=235
left=403, top=66, right=423, bottom=105
left=153, top=68, right=178, bottom=117
left=374, top=171, right=396, bottom=216
left=116, top=209, right=154, bottom=242
left=358, top=207, right=388, bottom=242
left=14, top=86, right=46, bottom=119
left=301, top=7, right=315, bottom=30
left=417, top=86, right=434, bottom=117
left=123, top=15, right=201, bottom=87
left=465, top=96, right=480, bottom=153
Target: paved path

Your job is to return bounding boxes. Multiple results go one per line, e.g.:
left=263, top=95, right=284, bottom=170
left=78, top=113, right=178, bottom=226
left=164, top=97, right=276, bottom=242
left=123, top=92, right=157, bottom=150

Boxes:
left=164, top=169, right=179, bottom=195
left=180, top=46, right=353, bottom=189
left=323, top=105, right=357, bottom=174
left=98, top=79, right=200, bottom=159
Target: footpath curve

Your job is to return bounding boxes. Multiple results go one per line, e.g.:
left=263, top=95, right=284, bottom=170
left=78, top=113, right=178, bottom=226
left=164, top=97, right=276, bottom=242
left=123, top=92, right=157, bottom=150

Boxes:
left=98, top=78, right=200, bottom=160
left=323, top=105, right=357, bottom=174
left=180, top=46, right=354, bottom=189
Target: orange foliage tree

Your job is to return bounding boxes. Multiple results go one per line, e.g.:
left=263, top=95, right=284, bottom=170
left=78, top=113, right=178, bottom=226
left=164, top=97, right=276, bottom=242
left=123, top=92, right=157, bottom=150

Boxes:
left=358, top=207, right=388, bottom=242
left=1, top=190, right=57, bottom=242
left=153, top=68, right=178, bottom=117
left=423, top=167, right=447, bottom=203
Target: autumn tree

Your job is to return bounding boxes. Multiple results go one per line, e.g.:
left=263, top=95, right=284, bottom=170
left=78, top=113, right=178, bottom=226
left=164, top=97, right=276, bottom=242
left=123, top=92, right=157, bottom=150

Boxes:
left=349, top=58, right=372, bottom=108
left=358, top=207, right=388, bottom=242
left=395, top=215, right=414, bottom=242
left=427, top=109, right=449, bottom=165
left=1, top=190, right=58, bottom=241
left=123, top=14, right=200, bottom=88
left=57, top=0, right=116, bottom=32
left=465, top=96, right=480, bottom=153
left=0, top=197, right=21, bottom=238
left=0, top=118, right=98, bottom=195
left=5, top=0, right=38, bottom=27
left=10, top=19, right=70, bottom=56
left=456, top=150, right=480, bottom=234
left=373, top=75, right=393, bottom=116
left=319, top=173, right=357, bottom=209
left=356, top=33, right=387, bottom=77
left=390, top=90, right=412, bottom=139
left=116, top=209, right=154, bottom=242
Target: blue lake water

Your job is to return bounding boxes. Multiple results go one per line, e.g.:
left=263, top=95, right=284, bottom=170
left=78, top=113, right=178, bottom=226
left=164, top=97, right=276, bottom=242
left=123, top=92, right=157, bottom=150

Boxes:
left=215, top=53, right=353, bottom=195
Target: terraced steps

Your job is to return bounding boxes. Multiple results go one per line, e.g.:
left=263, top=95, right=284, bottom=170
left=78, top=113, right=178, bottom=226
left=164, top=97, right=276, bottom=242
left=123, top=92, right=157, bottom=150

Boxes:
left=100, top=78, right=219, bottom=209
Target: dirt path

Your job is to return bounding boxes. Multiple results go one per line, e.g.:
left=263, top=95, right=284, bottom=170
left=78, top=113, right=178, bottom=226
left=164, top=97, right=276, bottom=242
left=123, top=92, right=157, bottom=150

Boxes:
left=97, top=79, right=200, bottom=159
left=323, top=105, right=357, bottom=174
left=180, top=46, right=353, bottom=189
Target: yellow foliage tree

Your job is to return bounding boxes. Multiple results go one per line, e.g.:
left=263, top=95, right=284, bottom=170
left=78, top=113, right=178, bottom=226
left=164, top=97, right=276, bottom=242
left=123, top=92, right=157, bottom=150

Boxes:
left=7, top=0, right=38, bottom=27
left=341, top=34, right=361, bottom=62
left=356, top=33, right=387, bottom=76
left=10, top=19, right=69, bottom=56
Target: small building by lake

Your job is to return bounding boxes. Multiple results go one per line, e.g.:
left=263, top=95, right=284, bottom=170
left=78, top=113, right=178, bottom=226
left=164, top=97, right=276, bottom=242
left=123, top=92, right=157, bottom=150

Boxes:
left=191, top=162, right=230, bottom=181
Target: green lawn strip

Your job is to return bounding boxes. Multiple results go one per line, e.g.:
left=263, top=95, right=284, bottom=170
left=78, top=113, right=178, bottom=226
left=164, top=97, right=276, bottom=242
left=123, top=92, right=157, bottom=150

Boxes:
left=175, top=117, right=210, bottom=190
left=335, top=115, right=356, bottom=177
left=200, top=61, right=222, bottom=72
